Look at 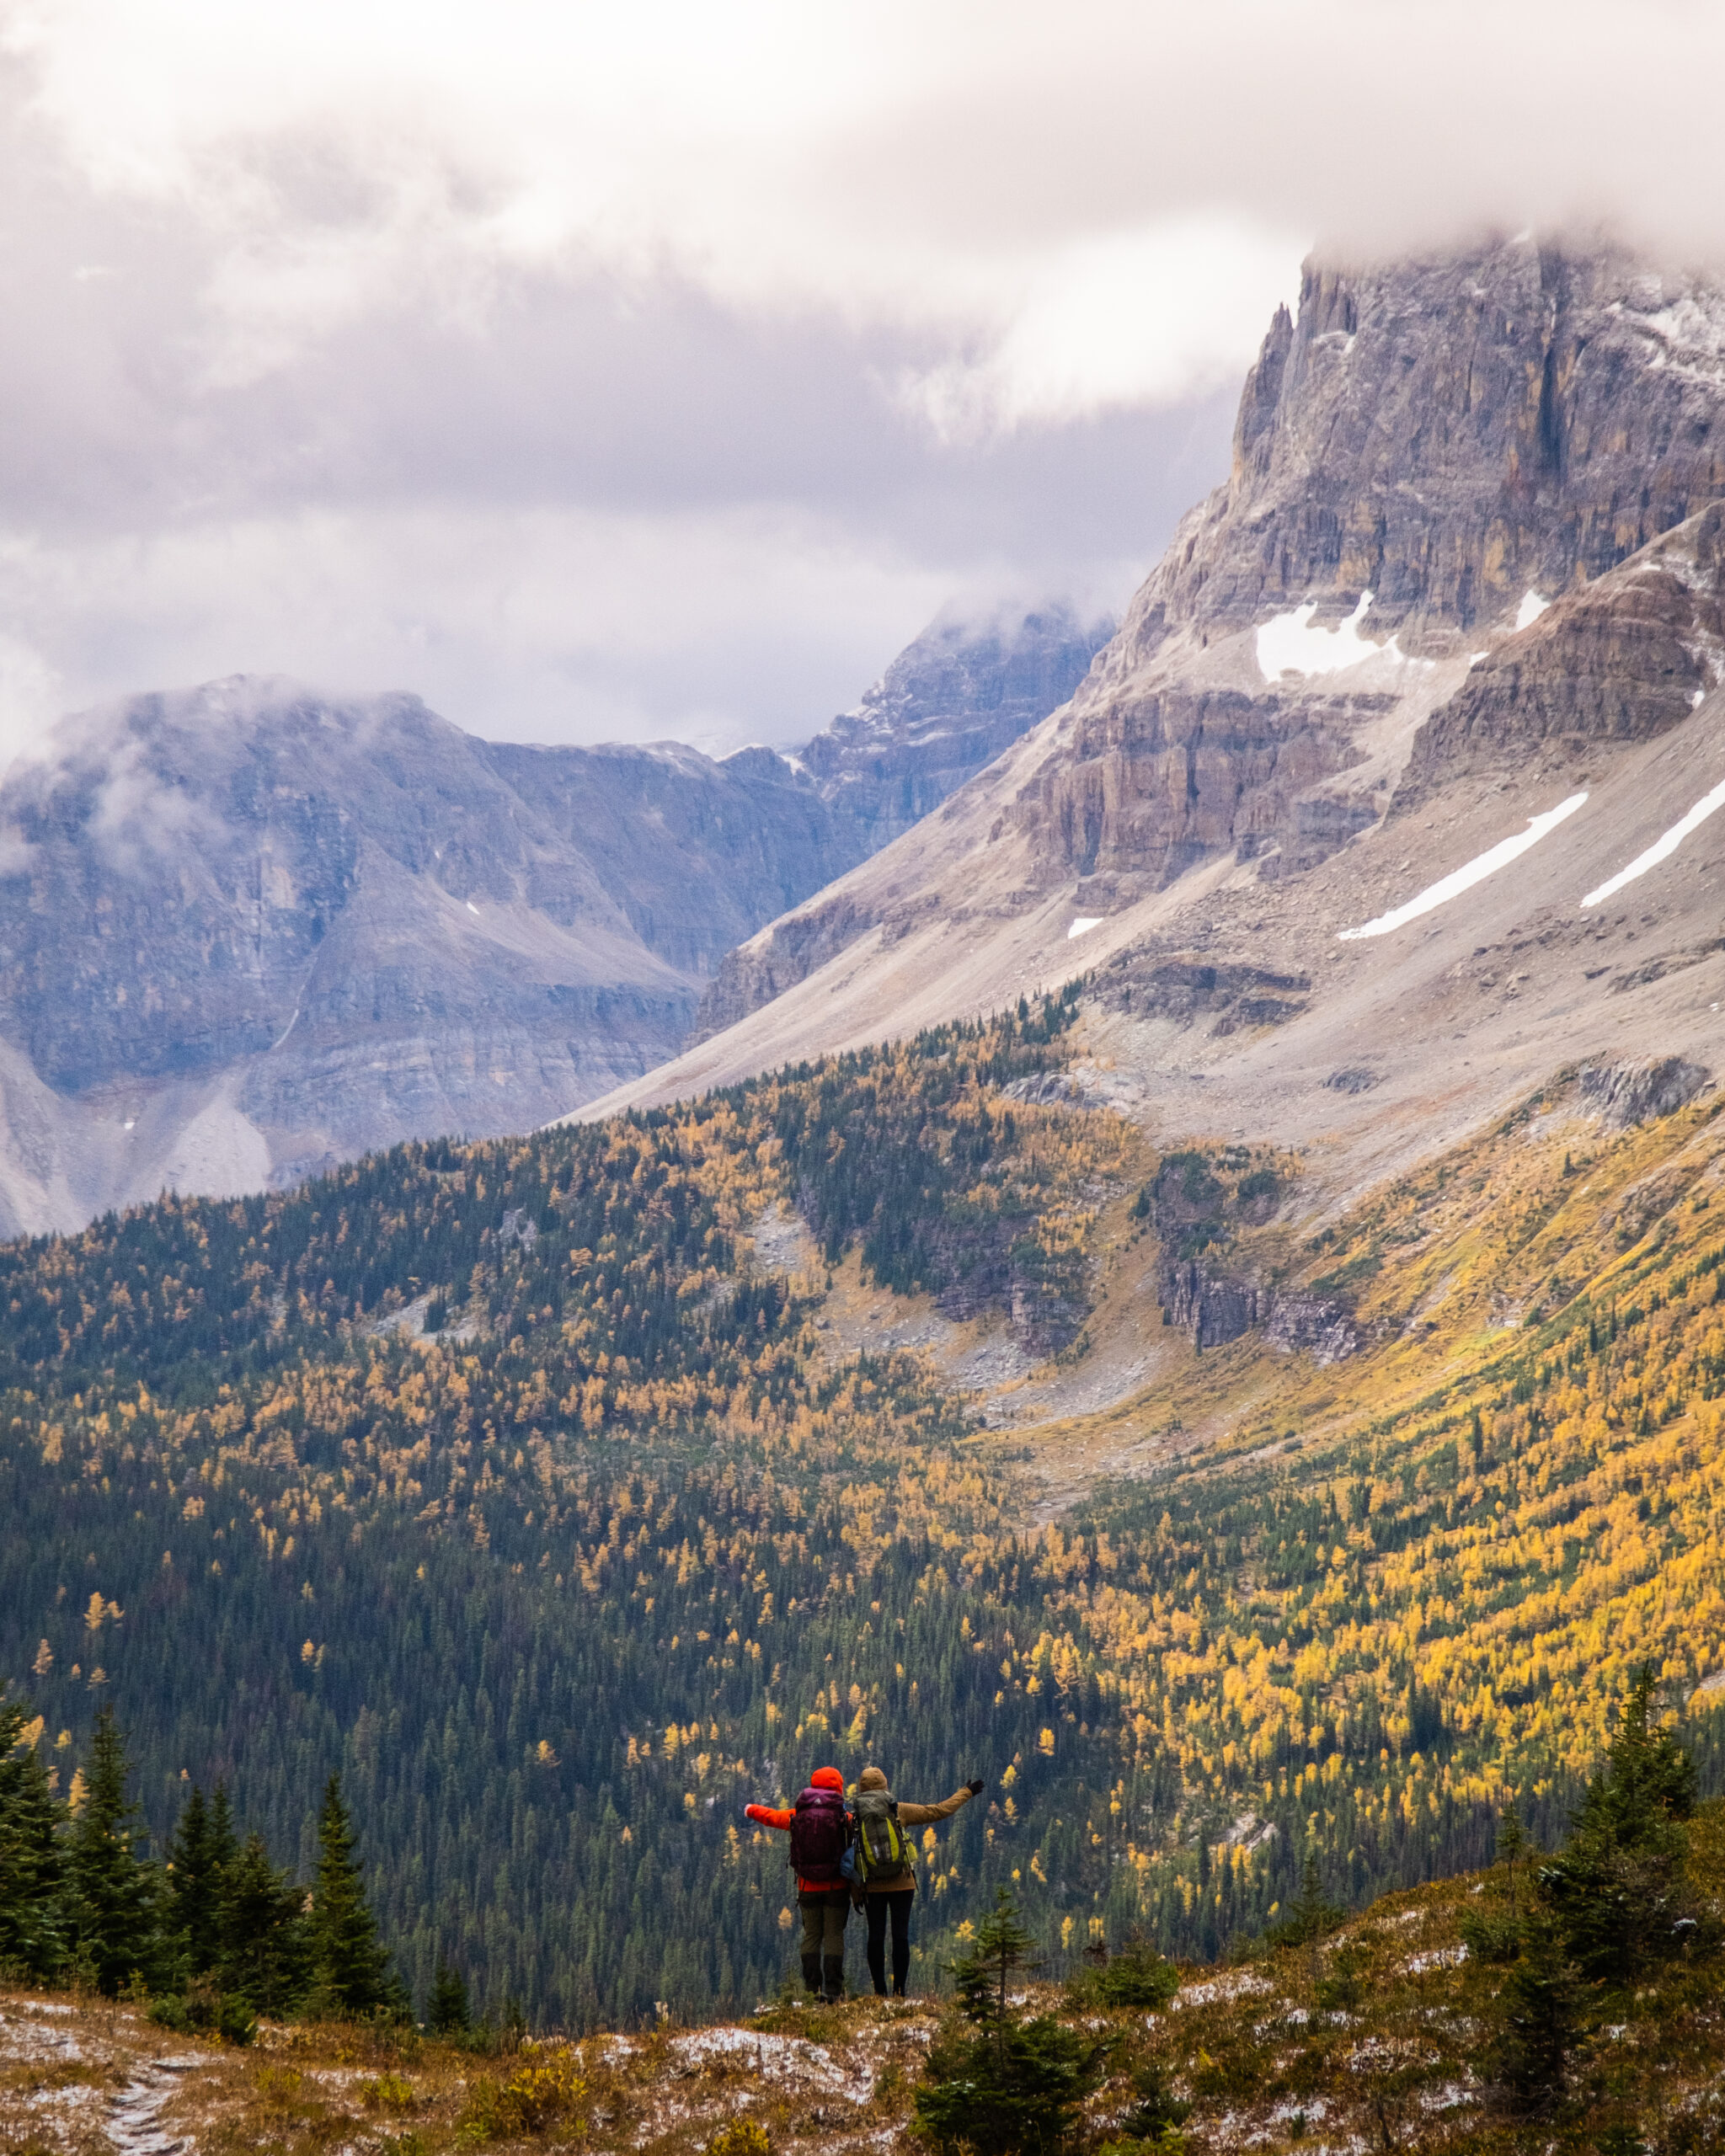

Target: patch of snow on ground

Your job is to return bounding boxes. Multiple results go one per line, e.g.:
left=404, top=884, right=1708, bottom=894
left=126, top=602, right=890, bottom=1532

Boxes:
left=1067, top=915, right=1103, bottom=939
left=1173, top=1971, right=1273, bottom=2009
left=1582, top=774, right=1725, bottom=908
left=1407, top=1944, right=1468, bottom=1973
left=1515, top=590, right=1549, bottom=630
left=1339, top=792, right=1588, bottom=939
left=1420, top=2081, right=1479, bottom=2112
left=668, top=2029, right=871, bottom=2103
left=1257, top=591, right=1402, bottom=680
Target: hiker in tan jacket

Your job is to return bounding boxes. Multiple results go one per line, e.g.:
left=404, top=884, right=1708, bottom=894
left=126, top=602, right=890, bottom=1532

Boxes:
left=851, top=1764, right=984, bottom=1996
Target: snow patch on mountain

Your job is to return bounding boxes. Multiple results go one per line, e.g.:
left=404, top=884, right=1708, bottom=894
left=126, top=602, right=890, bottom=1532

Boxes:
left=1256, top=591, right=1402, bottom=680
left=1582, top=775, right=1725, bottom=908
left=1339, top=792, right=1589, bottom=940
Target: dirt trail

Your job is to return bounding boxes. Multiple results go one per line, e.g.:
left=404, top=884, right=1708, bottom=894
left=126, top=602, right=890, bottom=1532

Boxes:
left=105, top=2056, right=201, bottom=2156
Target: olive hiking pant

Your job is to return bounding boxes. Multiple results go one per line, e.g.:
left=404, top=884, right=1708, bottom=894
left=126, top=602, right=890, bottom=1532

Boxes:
left=798, top=1890, right=849, bottom=2000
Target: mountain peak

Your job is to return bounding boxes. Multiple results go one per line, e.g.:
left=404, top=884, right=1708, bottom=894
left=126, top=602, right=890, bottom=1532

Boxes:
left=1114, top=237, right=1725, bottom=668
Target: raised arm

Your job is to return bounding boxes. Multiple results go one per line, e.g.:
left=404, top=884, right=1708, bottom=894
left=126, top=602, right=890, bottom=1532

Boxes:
left=896, top=1780, right=984, bottom=1828
left=745, top=1803, right=794, bottom=1829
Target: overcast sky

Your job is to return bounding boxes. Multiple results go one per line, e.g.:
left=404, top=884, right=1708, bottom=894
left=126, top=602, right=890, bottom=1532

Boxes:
left=3, top=0, right=1723, bottom=760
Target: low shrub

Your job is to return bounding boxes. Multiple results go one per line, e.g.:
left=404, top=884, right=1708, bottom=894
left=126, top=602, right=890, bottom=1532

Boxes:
left=360, top=2073, right=415, bottom=2112
left=708, top=2125, right=770, bottom=2156
left=461, top=2046, right=587, bottom=2141
left=1067, top=1942, right=1179, bottom=2012
left=147, top=1985, right=256, bottom=2047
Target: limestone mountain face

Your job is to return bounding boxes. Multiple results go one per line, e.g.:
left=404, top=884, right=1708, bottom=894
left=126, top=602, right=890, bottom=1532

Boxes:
left=797, top=601, right=1111, bottom=852
left=0, top=682, right=708, bottom=1230
left=1118, top=244, right=1725, bottom=650
left=680, top=238, right=1725, bottom=1054
left=584, top=240, right=1725, bottom=1288
left=1017, top=242, right=1725, bottom=903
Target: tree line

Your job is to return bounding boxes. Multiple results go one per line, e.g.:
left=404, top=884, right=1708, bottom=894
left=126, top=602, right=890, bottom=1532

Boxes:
left=0, top=1697, right=412, bottom=2039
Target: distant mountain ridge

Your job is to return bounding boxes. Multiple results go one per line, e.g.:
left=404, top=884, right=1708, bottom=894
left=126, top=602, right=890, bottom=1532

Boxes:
left=0, top=601, right=1100, bottom=1234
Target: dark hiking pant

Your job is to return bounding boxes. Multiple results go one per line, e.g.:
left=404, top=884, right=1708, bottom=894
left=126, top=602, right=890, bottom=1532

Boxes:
left=865, top=1888, right=914, bottom=1996
left=798, top=1890, right=849, bottom=1999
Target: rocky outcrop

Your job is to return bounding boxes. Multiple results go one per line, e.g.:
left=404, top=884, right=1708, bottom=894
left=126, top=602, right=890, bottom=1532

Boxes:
left=1094, top=953, right=1311, bottom=1033
left=1162, top=1261, right=1271, bottom=1349
left=1396, top=503, right=1725, bottom=803
left=1015, top=684, right=1384, bottom=889
left=692, top=892, right=882, bottom=1042
left=1579, top=1056, right=1712, bottom=1129
left=1007, top=241, right=1725, bottom=897
left=1263, top=1294, right=1362, bottom=1365
left=800, top=602, right=1111, bottom=853
left=1103, top=244, right=1725, bottom=661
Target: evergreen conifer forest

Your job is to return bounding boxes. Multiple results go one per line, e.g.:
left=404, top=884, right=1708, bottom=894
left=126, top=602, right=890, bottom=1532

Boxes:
left=6, top=990, right=1725, bottom=2031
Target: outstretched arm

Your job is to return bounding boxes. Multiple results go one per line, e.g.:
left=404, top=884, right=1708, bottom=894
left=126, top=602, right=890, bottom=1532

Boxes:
left=896, top=1783, right=983, bottom=1828
left=745, top=1803, right=793, bottom=1830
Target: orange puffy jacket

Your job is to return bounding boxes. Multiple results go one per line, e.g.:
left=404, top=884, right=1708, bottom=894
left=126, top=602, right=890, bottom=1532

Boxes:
left=745, top=1764, right=850, bottom=1894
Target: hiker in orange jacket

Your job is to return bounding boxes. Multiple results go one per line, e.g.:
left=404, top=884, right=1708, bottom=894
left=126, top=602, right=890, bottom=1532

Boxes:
left=852, top=1764, right=985, bottom=1997
left=745, top=1764, right=853, bottom=2001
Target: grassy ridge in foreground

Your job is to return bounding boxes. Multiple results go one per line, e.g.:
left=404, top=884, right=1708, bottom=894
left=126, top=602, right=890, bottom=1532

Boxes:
left=6, top=1806, right=1725, bottom=2153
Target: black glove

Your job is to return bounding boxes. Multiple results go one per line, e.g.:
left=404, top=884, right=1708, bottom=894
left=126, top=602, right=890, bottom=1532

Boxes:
left=967, top=1778, right=985, bottom=1796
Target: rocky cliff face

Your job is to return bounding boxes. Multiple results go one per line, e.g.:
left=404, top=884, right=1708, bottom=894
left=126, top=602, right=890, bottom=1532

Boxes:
left=1012, top=242, right=1725, bottom=898
left=483, top=738, right=845, bottom=980
left=1114, top=246, right=1725, bottom=654
left=798, top=602, right=1111, bottom=852
left=692, top=604, right=1111, bottom=1035
left=1395, top=500, right=1725, bottom=804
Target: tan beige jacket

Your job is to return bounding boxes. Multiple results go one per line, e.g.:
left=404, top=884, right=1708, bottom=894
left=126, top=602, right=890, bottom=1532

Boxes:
left=859, top=1785, right=975, bottom=1894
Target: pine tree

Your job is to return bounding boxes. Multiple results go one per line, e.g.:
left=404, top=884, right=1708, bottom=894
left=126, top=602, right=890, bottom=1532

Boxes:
left=916, top=1891, right=1103, bottom=2156
left=218, top=1832, right=312, bottom=2015
left=429, top=1959, right=472, bottom=2035
left=65, top=1705, right=159, bottom=1995
left=0, top=1704, right=67, bottom=1980
left=1487, top=1910, right=1579, bottom=2116
left=307, top=1773, right=393, bottom=2017
left=1540, top=1664, right=1701, bottom=1984
left=167, top=1785, right=226, bottom=1979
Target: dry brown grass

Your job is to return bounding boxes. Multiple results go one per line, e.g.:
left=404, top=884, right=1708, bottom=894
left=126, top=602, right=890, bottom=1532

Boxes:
left=10, top=1833, right=1725, bottom=2156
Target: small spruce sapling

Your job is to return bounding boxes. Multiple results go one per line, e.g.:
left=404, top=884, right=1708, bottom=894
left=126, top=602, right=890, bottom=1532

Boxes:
left=429, top=1959, right=473, bottom=2036
left=915, top=1889, right=1106, bottom=2156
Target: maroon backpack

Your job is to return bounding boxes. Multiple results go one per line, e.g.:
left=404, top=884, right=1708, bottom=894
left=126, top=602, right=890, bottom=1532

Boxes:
left=788, top=1786, right=850, bottom=1883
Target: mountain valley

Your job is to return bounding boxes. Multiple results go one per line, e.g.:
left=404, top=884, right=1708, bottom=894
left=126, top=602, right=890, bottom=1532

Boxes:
left=12, top=232, right=1725, bottom=2156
